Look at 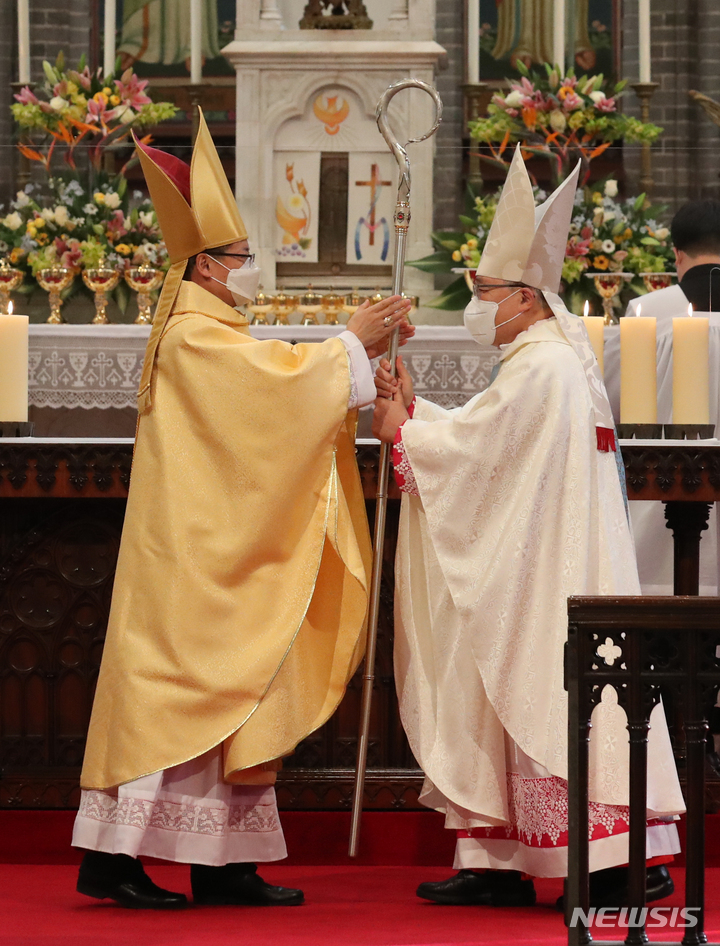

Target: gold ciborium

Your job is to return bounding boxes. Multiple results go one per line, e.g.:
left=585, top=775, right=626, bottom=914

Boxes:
left=321, top=291, right=344, bottom=326
left=272, top=292, right=298, bottom=326
left=0, top=258, right=24, bottom=313
left=641, top=272, right=674, bottom=293
left=586, top=272, right=631, bottom=325
left=297, top=285, right=322, bottom=326
left=247, top=286, right=273, bottom=325
left=82, top=262, right=120, bottom=324
left=124, top=265, right=164, bottom=324
left=342, top=288, right=364, bottom=320
left=369, top=288, right=385, bottom=305
left=36, top=266, right=75, bottom=324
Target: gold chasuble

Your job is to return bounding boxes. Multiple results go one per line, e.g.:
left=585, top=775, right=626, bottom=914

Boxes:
left=81, top=111, right=371, bottom=790
left=81, top=281, right=371, bottom=789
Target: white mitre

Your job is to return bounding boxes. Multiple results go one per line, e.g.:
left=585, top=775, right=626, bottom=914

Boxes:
left=477, top=146, right=616, bottom=450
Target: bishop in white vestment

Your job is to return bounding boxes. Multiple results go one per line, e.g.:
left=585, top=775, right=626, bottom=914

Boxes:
left=373, top=148, right=685, bottom=908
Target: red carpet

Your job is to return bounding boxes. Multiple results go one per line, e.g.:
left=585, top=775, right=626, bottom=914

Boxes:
left=2, top=812, right=720, bottom=945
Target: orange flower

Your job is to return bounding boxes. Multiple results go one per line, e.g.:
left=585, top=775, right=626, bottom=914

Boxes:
left=297, top=180, right=308, bottom=198
left=285, top=163, right=294, bottom=182
left=592, top=255, right=610, bottom=271
left=10, top=247, right=25, bottom=263
left=521, top=106, right=537, bottom=130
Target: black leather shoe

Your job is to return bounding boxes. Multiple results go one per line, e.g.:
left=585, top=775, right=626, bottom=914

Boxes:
left=556, top=865, right=674, bottom=910
left=191, top=862, right=304, bottom=906
left=77, top=851, right=187, bottom=909
left=416, top=869, right=536, bottom=906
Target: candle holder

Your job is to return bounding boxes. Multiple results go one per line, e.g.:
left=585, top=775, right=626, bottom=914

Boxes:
left=641, top=272, right=675, bottom=293
left=664, top=424, right=716, bottom=440
left=0, top=421, right=34, bottom=437
left=321, top=291, right=344, bottom=326
left=585, top=272, right=631, bottom=325
left=297, top=286, right=322, bottom=326
left=124, top=265, right=164, bottom=324
left=462, top=83, right=489, bottom=187
left=82, top=263, right=120, bottom=324
left=272, top=293, right=298, bottom=326
left=36, top=266, right=75, bottom=324
left=247, top=286, right=273, bottom=325
left=616, top=423, right=663, bottom=440
left=0, top=258, right=24, bottom=313
left=630, top=82, right=660, bottom=197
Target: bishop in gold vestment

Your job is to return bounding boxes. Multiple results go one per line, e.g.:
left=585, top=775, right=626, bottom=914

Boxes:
left=72, top=111, right=411, bottom=909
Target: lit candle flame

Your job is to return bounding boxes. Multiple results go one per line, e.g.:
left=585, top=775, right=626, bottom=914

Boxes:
left=636, top=302, right=641, bottom=318
left=7, top=301, right=12, bottom=316
left=583, top=300, right=589, bottom=318
left=688, top=302, right=693, bottom=317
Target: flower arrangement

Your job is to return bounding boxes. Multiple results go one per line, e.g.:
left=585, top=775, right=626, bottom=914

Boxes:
left=409, top=179, right=674, bottom=314
left=469, top=62, right=662, bottom=185
left=0, top=178, right=168, bottom=309
left=11, top=52, right=177, bottom=173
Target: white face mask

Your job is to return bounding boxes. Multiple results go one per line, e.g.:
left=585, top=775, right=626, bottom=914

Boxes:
left=209, top=255, right=261, bottom=307
left=463, top=288, right=523, bottom=347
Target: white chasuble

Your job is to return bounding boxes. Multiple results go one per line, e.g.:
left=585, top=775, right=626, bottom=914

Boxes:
left=394, top=318, right=684, bottom=874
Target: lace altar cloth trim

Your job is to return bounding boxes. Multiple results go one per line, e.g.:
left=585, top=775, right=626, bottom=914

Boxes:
left=27, top=329, right=495, bottom=411
left=79, top=789, right=281, bottom=837
left=459, top=774, right=665, bottom=849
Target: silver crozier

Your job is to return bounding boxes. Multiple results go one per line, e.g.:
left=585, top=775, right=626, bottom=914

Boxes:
left=348, top=78, right=442, bottom=856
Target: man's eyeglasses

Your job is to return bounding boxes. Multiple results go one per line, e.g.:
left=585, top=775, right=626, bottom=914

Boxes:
left=472, top=281, right=521, bottom=299
left=211, top=252, right=255, bottom=266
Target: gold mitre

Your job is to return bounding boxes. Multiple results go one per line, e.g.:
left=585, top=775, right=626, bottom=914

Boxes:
left=476, top=145, right=580, bottom=295
left=133, top=108, right=248, bottom=413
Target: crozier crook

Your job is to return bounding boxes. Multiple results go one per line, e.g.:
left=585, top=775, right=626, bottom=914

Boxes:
left=349, top=79, right=442, bottom=857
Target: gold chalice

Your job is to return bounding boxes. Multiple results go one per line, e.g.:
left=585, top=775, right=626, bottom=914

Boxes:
left=82, top=262, right=120, bottom=324
left=321, top=291, right=344, bottom=326
left=0, top=258, right=24, bottom=313
left=124, top=265, right=164, bottom=324
left=272, top=293, right=298, bottom=326
left=36, top=266, right=75, bottom=324
left=641, top=272, right=674, bottom=293
left=247, top=286, right=273, bottom=325
left=369, top=288, right=385, bottom=305
left=586, top=272, right=630, bottom=325
left=297, top=285, right=322, bottom=326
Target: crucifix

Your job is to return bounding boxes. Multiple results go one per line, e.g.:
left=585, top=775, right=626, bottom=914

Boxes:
left=354, top=163, right=391, bottom=246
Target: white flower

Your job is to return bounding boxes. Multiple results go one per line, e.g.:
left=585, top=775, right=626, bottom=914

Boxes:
left=139, top=211, right=154, bottom=227
left=589, top=91, right=607, bottom=105
left=3, top=212, right=22, bottom=230
left=602, top=239, right=615, bottom=253
left=66, top=181, right=83, bottom=196
left=49, top=96, right=68, bottom=112
left=504, top=90, right=525, bottom=108
left=83, top=203, right=98, bottom=216
left=133, top=190, right=143, bottom=200
left=14, top=191, right=30, bottom=208
left=40, top=208, right=55, bottom=222
left=602, top=211, right=616, bottom=223
left=604, top=180, right=618, bottom=198
left=569, top=223, right=580, bottom=235
left=54, top=206, right=70, bottom=227
left=104, top=192, right=121, bottom=210
left=549, top=109, right=567, bottom=133
left=655, top=227, right=669, bottom=240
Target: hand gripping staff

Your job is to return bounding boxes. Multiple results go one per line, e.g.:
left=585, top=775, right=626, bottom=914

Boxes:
left=348, top=78, right=442, bottom=857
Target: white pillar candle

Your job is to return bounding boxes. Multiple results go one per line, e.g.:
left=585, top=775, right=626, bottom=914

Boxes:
left=620, top=308, right=657, bottom=423
left=103, top=0, right=117, bottom=77
left=673, top=312, right=709, bottom=424
left=584, top=317, right=606, bottom=376
left=0, top=307, right=29, bottom=422
left=467, top=0, right=480, bottom=84
left=17, top=0, right=30, bottom=85
left=639, top=0, right=651, bottom=83
left=553, top=0, right=566, bottom=70
left=190, top=0, right=202, bottom=85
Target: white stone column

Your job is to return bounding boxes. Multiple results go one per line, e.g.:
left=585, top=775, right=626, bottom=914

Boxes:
left=259, top=0, right=283, bottom=30
left=388, top=0, right=409, bottom=24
